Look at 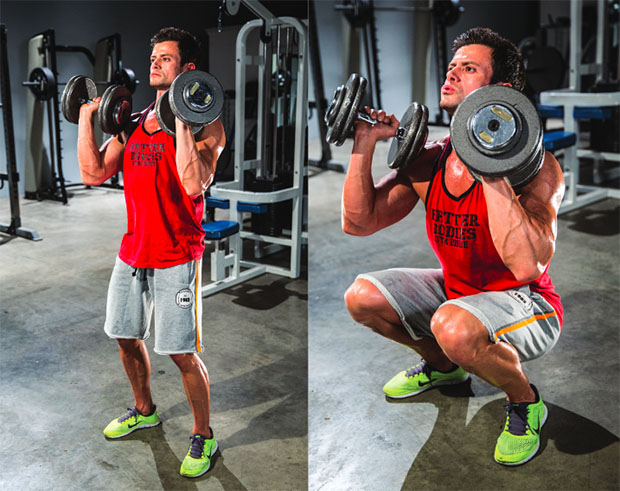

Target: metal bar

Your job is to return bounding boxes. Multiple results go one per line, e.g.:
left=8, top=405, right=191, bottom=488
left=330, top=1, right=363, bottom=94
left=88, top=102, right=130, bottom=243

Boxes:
left=0, top=24, right=40, bottom=240
left=308, top=0, right=333, bottom=166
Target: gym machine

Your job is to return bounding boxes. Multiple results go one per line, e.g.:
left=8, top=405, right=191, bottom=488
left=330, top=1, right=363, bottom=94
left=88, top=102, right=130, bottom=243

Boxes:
left=0, top=24, right=40, bottom=241
left=539, top=0, right=619, bottom=214
left=201, top=0, right=307, bottom=297
left=23, top=30, right=137, bottom=204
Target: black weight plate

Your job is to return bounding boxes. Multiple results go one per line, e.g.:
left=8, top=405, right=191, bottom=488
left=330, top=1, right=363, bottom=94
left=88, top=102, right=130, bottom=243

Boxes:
left=337, top=74, right=367, bottom=146
left=98, top=85, right=132, bottom=135
left=61, top=75, right=97, bottom=124
left=114, top=67, right=138, bottom=94
left=155, top=90, right=203, bottom=137
left=451, top=85, right=541, bottom=178
left=324, top=84, right=345, bottom=127
left=326, top=73, right=361, bottom=145
left=156, top=89, right=175, bottom=136
left=169, top=70, right=224, bottom=126
left=387, top=102, right=429, bottom=170
left=508, top=135, right=545, bottom=188
left=28, top=67, right=56, bottom=101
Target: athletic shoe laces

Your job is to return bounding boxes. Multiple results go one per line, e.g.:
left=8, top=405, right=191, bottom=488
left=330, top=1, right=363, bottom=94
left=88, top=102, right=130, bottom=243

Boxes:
left=189, top=435, right=206, bottom=459
left=503, top=402, right=531, bottom=436
left=405, top=360, right=433, bottom=379
left=118, top=407, right=140, bottom=423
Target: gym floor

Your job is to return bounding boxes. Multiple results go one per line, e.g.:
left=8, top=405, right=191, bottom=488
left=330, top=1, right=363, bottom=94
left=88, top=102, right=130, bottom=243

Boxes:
left=0, top=188, right=307, bottom=490
left=307, top=130, right=619, bottom=491
left=1, top=130, right=618, bottom=490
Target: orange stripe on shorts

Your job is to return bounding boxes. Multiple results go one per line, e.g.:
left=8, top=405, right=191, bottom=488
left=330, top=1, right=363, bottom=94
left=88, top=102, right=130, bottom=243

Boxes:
left=494, top=311, right=557, bottom=342
left=195, top=260, right=202, bottom=352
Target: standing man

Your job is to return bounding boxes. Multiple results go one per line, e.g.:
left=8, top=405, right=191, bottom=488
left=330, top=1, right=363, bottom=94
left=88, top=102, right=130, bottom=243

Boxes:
left=77, top=27, right=225, bottom=478
left=343, top=28, right=565, bottom=466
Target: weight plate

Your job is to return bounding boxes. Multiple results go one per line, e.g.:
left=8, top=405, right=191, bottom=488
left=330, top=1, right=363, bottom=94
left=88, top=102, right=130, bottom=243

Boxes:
left=155, top=90, right=203, bottom=137
left=225, top=0, right=240, bottom=15
left=337, top=74, right=367, bottom=146
left=114, top=67, right=138, bottom=94
left=451, top=85, right=541, bottom=178
left=508, top=135, right=545, bottom=188
left=169, top=70, right=224, bottom=127
left=98, top=85, right=132, bottom=135
left=324, top=84, right=345, bottom=127
left=326, top=73, right=362, bottom=145
left=28, top=67, right=56, bottom=101
left=387, top=102, right=429, bottom=170
left=61, top=75, right=97, bottom=124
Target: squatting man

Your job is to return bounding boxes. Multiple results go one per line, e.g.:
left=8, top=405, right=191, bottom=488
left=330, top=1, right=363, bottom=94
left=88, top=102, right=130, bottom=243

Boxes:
left=343, top=27, right=565, bottom=466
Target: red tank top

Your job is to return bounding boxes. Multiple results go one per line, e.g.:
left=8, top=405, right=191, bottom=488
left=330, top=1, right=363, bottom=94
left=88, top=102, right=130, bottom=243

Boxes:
left=118, top=104, right=205, bottom=268
left=425, top=141, right=563, bottom=326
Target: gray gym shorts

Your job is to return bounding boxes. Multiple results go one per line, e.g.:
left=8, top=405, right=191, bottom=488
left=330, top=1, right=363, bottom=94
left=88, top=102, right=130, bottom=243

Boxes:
left=357, top=268, right=561, bottom=362
left=104, top=256, right=204, bottom=355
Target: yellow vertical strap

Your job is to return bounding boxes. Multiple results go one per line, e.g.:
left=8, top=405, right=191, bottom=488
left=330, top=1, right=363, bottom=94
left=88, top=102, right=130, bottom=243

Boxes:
left=493, top=311, right=557, bottom=341
left=195, top=260, right=202, bottom=352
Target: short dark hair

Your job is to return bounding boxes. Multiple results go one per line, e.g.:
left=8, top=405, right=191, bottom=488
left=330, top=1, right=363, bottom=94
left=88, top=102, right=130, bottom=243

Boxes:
left=150, top=27, right=200, bottom=67
left=452, top=27, right=525, bottom=92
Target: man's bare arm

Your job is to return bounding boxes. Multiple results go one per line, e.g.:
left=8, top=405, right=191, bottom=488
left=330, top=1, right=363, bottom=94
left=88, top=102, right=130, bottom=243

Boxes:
left=481, top=152, right=565, bottom=282
left=175, top=118, right=226, bottom=197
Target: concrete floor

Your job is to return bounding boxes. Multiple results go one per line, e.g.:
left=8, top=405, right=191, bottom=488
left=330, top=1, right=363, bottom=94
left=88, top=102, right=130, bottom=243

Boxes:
left=0, top=187, right=307, bottom=490
left=308, top=134, right=620, bottom=491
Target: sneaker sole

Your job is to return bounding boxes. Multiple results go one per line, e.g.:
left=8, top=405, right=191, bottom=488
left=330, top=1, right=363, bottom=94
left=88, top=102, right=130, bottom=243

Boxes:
left=104, top=420, right=162, bottom=439
left=494, top=405, right=548, bottom=466
left=385, top=374, right=470, bottom=399
left=181, top=442, right=219, bottom=478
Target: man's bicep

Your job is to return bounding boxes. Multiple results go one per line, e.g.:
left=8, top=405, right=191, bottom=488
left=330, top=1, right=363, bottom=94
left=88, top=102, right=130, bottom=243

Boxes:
left=373, top=171, right=420, bottom=227
left=100, top=137, right=125, bottom=178
left=518, top=153, right=565, bottom=233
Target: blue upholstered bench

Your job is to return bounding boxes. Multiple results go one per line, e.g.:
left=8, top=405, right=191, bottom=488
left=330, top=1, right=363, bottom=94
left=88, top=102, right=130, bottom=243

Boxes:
left=202, top=220, right=240, bottom=240
left=205, top=196, right=268, bottom=214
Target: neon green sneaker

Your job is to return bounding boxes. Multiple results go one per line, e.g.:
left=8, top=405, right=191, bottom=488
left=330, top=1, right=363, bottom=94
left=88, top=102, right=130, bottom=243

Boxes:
left=103, top=406, right=161, bottom=439
left=494, top=385, right=547, bottom=466
left=383, top=359, right=469, bottom=398
left=180, top=431, right=218, bottom=478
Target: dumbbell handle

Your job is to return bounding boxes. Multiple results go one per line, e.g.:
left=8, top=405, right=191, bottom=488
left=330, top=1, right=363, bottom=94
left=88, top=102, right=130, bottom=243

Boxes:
left=356, top=111, right=407, bottom=140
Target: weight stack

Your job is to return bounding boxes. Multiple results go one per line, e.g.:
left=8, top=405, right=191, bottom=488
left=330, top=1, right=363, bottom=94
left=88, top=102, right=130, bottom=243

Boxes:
left=589, top=82, right=620, bottom=154
left=244, top=170, right=293, bottom=236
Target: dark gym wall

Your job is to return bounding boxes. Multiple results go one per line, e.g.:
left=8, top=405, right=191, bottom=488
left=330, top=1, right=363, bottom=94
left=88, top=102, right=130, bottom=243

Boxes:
left=310, top=0, right=569, bottom=141
left=0, top=0, right=307, bottom=199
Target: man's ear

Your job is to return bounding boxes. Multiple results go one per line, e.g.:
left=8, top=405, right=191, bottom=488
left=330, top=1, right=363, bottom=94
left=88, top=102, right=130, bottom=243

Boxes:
left=184, top=62, right=196, bottom=71
left=496, top=82, right=512, bottom=88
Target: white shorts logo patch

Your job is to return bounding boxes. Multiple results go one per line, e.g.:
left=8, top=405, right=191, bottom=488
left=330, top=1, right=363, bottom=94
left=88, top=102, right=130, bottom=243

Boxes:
left=175, top=288, right=194, bottom=309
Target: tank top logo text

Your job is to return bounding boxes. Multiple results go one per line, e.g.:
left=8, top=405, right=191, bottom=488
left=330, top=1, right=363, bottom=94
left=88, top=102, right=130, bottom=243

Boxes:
left=430, top=208, right=480, bottom=249
left=129, top=142, right=166, bottom=167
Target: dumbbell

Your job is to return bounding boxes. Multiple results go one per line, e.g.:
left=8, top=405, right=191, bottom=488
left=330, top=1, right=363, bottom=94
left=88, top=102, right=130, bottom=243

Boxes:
left=23, top=66, right=139, bottom=101
left=324, top=73, right=429, bottom=171
left=450, top=84, right=544, bottom=188
left=155, top=70, right=224, bottom=137
left=61, top=75, right=132, bottom=135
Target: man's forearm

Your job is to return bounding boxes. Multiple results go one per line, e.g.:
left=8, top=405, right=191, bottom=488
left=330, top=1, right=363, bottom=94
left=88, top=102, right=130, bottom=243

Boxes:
left=175, top=122, right=216, bottom=197
left=77, top=116, right=106, bottom=185
left=342, top=135, right=380, bottom=234
left=482, top=177, right=554, bottom=282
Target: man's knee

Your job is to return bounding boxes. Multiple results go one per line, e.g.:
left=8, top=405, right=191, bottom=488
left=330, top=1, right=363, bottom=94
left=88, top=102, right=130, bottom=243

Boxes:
left=170, top=352, right=198, bottom=371
left=430, top=304, right=488, bottom=368
left=344, top=278, right=389, bottom=324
